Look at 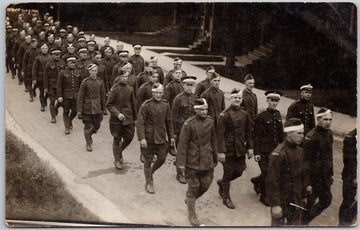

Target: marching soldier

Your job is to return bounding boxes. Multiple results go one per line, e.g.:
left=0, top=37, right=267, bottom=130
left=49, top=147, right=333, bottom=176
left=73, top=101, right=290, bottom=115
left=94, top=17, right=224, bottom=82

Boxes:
left=286, top=84, right=315, bottom=135
left=77, top=64, right=106, bottom=152
left=266, top=118, right=308, bottom=226
left=43, top=48, right=66, bottom=123
left=12, top=29, right=26, bottom=84
left=135, top=62, right=153, bottom=90
left=57, top=56, right=83, bottom=135
left=136, top=70, right=159, bottom=111
left=129, top=43, right=145, bottom=76
left=171, top=76, right=198, bottom=184
left=241, top=74, right=258, bottom=123
left=111, top=50, right=129, bottom=85
left=17, top=34, right=32, bottom=89
left=136, top=84, right=175, bottom=194
left=112, top=62, right=137, bottom=92
left=149, top=56, right=164, bottom=84
left=76, top=47, right=92, bottom=80
left=107, top=73, right=137, bottom=169
left=163, top=57, right=187, bottom=87
left=303, top=108, right=334, bottom=225
left=32, top=43, right=52, bottom=111
left=194, top=65, right=215, bottom=97
left=217, top=88, right=254, bottom=209
left=101, top=47, right=117, bottom=85
left=92, top=51, right=109, bottom=93
left=251, top=90, right=284, bottom=205
left=163, top=69, right=183, bottom=108
left=176, top=98, right=221, bottom=226
left=200, top=72, right=225, bottom=129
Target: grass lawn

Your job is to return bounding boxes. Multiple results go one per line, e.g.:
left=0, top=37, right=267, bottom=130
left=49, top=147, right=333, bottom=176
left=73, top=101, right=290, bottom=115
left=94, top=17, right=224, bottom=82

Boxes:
left=5, top=130, right=101, bottom=225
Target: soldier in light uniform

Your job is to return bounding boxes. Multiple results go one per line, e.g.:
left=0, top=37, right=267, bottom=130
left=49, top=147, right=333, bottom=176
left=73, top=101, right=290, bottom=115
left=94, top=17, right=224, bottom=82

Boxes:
left=251, top=90, right=284, bottom=206
left=107, top=73, right=137, bottom=169
left=302, top=108, right=334, bottom=225
left=266, top=118, right=308, bottom=226
left=217, top=88, right=254, bottom=209
left=163, top=57, right=187, bottom=87
left=57, top=56, right=83, bottom=135
left=194, top=65, right=215, bottom=97
left=286, top=84, right=315, bottom=135
left=77, top=64, right=106, bottom=151
left=177, top=98, right=221, bottom=226
left=43, top=48, right=66, bottom=123
left=163, top=69, right=183, bottom=108
left=171, top=76, right=198, bottom=184
left=136, top=84, right=175, bottom=194
left=129, top=43, right=145, bottom=76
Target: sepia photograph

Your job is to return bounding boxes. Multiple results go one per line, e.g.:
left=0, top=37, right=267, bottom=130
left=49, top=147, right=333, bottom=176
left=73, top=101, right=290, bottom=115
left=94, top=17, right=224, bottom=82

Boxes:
left=4, top=1, right=357, bottom=228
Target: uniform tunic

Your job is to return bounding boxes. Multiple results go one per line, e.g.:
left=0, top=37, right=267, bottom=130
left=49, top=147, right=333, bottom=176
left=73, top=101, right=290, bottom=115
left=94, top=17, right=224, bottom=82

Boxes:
left=200, top=86, right=225, bottom=128
left=241, top=89, right=258, bottom=123
left=163, top=69, right=187, bottom=87
left=136, top=81, right=154, bottom=111
left=135, top=71, right=152, bottom=90
left=163, top=79, right=183, bottom=108
left=77, top=77, right=106, bottom=115
left=129, top=54, right=145, bottom=76
left=195, top=78, right=211, bottom=97
left=286, top=98, right=315, bottom=135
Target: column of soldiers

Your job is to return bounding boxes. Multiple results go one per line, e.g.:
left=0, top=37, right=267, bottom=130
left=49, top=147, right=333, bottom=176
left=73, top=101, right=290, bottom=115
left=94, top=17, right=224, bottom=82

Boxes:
left=6, top=8, right=356, bottom=227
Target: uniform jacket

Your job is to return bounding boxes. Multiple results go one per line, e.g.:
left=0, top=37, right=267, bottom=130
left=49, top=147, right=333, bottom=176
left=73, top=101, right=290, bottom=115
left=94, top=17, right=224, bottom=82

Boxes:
left=303, top=126, right=334, bottom=180
left=136, top=81, right=154, bottom=111
left=163, top=69, right=187, bottom=87
left=171, top=91, right=197, bottom=135
left=266, top=140, right=308, bottom=208
left=17, top=42, right=31, bottom=66
left=200, top=86, right=225, bottom=126
left=176, top=115, right=218, bottom=170
left=99, top=45, right=114, bottom=58
left=101, top=56, right=117, bottom=82
left=286, top=98, right=315, bottom=135
left=135, top=71, right=152, bottom=90
left=32, top=53, right=52, bottom=81
left=77, top=77, right=106, bottom=115
left=164, top=79, right=183, bottom=108
left=217, top=105, right=254, bottom=156
left=22, top=47, right=41, bottom=74
left=107, top=82, right=137, bottom=126
left=136, top=98, right=174, bottom=144
left=57, top=67, right=82, bottom=99
left=43, top=58, right=66, bottom=89
left=111, top=61, right=125, bottom=85
left=12, top=38, right=25, bottom=64
left=129, top=54, right=144, bottom=76
left=76, top=58, right=92, bottom=81
left=241, top=89, right=258, bottom=122
left=254, top=108, right=284, bottom=155
left=342, top=128, right=357, bottom=181
left=195, top=78, right=211, bottom=97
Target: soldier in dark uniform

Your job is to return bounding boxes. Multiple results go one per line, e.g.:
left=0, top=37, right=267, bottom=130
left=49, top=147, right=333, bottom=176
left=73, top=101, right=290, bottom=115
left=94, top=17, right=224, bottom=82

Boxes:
left=136, top=71, right=159, bottom=111
left=149, top=56, right=164, bottom=84
left=200, top=72, right=225, bottom=129
left=8, top=28, right=19, bottom=79
left=163, top=69, right=183, bottom=108
left=46, top=34, right=56, bottom=51
left=251, top=90, right=284, bottom=205
left=99, top=37, right=114, bottom=58
left=136, top=84, right=175, bottom=194
left=32, top=43, right=52, bottom=111
left=43, top=48, right=66, bottom=123
left=22, top=38, right=41, bottom=102
left=171, top=76, right=198, bottom=184
left=217, top=88, right=254, bottom=209
left=129, top=43, right=145, bottom=76
left=266, top=118, right=308, bottom=226
left=241, top=74, right=258, bottom=123
left=86, top=41, right=98, bottom=60
left=6, top=25, right=14, bottom=75
left=77, top=64, right=106, bottom=152
left=92, top=51, right=109, bottom=94
left=37, top=31, right=47, bottom=48
left=111, top=50, right=129, bottom=85
left=286, top=84, right=315, bottom=135
left=135, top=62, right=153, bottom=90
left=17, top=34, right=32, bottom=89
left=62, top=43, right=78, bottom=61
left=76, top=37, right=87, bottom=52
left=177, top=98, right=220, bottom=226
left=303, top=108, right=334, bottom=225
left=107, top=73, right=137, bottom=169
left=163, top=57, right=187, bottom=87
left=76, top=47, right=92, bottom=81
left=57, top=56, right=83, bottom=135
left=194, top=65, right=215, bottom=97
left=101, top=47, right=117, bottom=85
left=113, top=41, right=124, bottom=62
left=112, top=62, right=137, bottom=93
left=12, top=29, right=26, bottom=84
left=339, top=128, right=357, bottom=226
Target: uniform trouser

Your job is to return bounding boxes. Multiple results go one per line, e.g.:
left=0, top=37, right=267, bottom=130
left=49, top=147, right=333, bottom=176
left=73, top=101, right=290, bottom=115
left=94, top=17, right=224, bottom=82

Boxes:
left=185, top=168, right=214, bottom=200
left=47, top=87, right=57, bottom=118
left=9, top=57, right=16, bottom=76
left=82, top=113, right=103, bottom=144
left=339, top=178, right=357, bottom=226
left=304, top=176, right=332, bottom=224
left=24, top=73, right=33, bottom=97
left=252, top=153, right=269, bottom=197
left=221, top=155, right=246, bottom=198
left=62, top=98, right=77, bottom=129
left=109, top=123, right=135, bottom=162
left=6, top=54, right=11, bottom=72
left=174, top=131, right=183, bottom=176
left=271, top=203, right=303, bottom=226
left=17, top=64, right=23, bottom=83
left=33, top=80, right=48, bottom=107
left=143, top=143, right=167, bottom=184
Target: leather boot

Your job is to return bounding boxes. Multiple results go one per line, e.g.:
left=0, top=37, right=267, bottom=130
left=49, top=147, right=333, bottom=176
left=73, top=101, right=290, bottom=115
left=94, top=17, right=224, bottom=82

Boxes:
left=28, top=87, right=33, bottom=102
left=217, top=180, right=224, bottom=197
left=186, top=198, right=200, bottom=226
left=222, top=182, right=235, bottom=209
left=144, top=167, right=155, bottom=194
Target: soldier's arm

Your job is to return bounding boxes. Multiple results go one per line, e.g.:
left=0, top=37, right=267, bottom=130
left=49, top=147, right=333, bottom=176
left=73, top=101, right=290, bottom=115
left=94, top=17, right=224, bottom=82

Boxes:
left=136, top=103, right=147, bottom=141
left=163, top=85, right=170, bottom=102
left=278, top=114, right=285, bottom=143
left=217, top=113, right=227, bottom=154
left=254, top=115, right=263, bottom=155
left=56, top=71, right=63, bottom=98
left=194, top=83, right=203, bottom=97
left=165, top=104, right=174, bottom=139
left=130, top=88, right=137, bottom=121
left=245, top=111, right=254, bottom=149
left=176, top=122, right=191, bottom=168
left=32, top=57, right=39, bottom=81
left=265, top=152, right=282, bottom=207
left=111, top=64, right=118, bottom=87
left=171, top=96, right=181, bottom=132
left=100, top=80, right=106, bottom=111
left=106, top=88, right=121, bottom=117
left=76, top=81, right=86, bottom=114
left=43, top=62, right=50, bottom=90
left=211, top=120, right=219, bottom=162
left=21, top=51, right=28, bottom=72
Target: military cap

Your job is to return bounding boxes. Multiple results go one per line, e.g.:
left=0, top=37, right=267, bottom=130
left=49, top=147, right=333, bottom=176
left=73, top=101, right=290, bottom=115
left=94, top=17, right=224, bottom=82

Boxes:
left=230, top=88, right=242, bottom=98
left=151, top=83, right=164, bottom=92
left=12, top=28, right=18, bottom=32
left=40, top=43, right=48, bottom=49
left=31, top=38, right=37, bottom=43
left=284, top=118, right=304, bottom=133
left=6, top=25, right=12, bottom=29
left=44, top=23, right=50, bottom=27
left=78, top=48, right=88, bottom=53
left=206, top=65, right=215, bottom=73
left=59, top=29, right=66, bottom=33
left=316, top=108, right=332, bottom=118
left=66, top=56, right=77, bottom=62
left=173, top=57, right=182, bottom=64
left=119, top=50, right=129, bottom=56
left=50, top=48, right=61, bottom=54
left=193, top=98, right=208, bottom=109
left=104, top=47, right=113, bottom=53
left=181, top=76, right=197, bottom=84
left=122, top=62, right=132, bottom=70
left=132, top=43, right=142, bottom=49
left=209, top=72, right=220, bottom=80
left=244, top=74, right=254, bottom=83
left=86, top=41, right=95, bottom=46
left=77, top=37, right=86, bottom=42
left=48, top=34, right=54, bottom=39
left=67, top=43, right=75, bottom=49
left=265, top=90, right=282, bottom=100
left=78, top=31, right=85, bottom=36
left=66, top=25, right=73, bottom=29
left=300, top=84, right=313, bottom=91
left=87, top=63, right=98, bottom=71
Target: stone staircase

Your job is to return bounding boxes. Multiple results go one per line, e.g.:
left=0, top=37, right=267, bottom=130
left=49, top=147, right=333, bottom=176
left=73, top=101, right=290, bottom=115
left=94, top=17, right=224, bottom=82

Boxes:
left=235, top=42, right=276, bottom=67
left=188, top=31, right=210, bottom=50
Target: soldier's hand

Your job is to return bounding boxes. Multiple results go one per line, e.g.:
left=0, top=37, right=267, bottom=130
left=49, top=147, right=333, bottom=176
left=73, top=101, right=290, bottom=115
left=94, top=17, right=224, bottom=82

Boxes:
left=117, top=113, right=126, bottom=121
left=58, top=97, right=63, bottom=103
left=218, top=153, right=226, bottom=163
left=247, top=149, right=254, bottom=159
left=140, top=139, right=147, bottom=149
left=306, top=185, right=312, bottom=195
left=254, top=155, right=261, bottom=162
left=44, top=89, right=48, bottom=95
left=170, top=138, right=176, bottom=147
left=32, top=80, right=37, bottom=85
left=12, top=57, right=15, bottom=62
left=21, top=71, right=25, bottom=77
left=271, top=206, right=282, bottom=218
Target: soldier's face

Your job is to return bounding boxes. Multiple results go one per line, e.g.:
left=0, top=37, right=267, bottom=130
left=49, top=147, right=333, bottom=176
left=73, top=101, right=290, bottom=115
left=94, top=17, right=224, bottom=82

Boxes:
left=211, top=78, right=220, bottom=88
left=206, top=69, right=215, bottom=78
left=89, top=68, right=98, bottom=79
left=39, top=33, right=45, bottom=39
left=41, top=46, right=48, bottom=54
left=31, top=42, right=37, bottom=48
left=118, top=75, right=128, bottom=84
left=151, top=60, right=158, bottom=67
left=183, top=83, right=194, bottom=94
left=174, top=63, right=182, bottom=70
left=95, top=54, right=102, bottom=62
left=104, top=40, right=110, bottom=46
left=267, top=98, right=279, bottom=110
left=195, top=107, right=208, bottom=118
left=123, top=66, right=132, bottom=73
left=53, top=53, right=60, bottom=60
left=78, top=41, right=86, bottom=47
left=245, top=79, right=255, bottom=91
left=88, top=45, right=95, bottom=51
left=105, top=50, right=113, bottom=57
left=287, top=129, right=304, bottom=145
left=173, top=70, right=182, bottom=80
left=120, top=56, right=128, bottom=62
left=48, top=37, right=54, bottom=43
left=149, top=74, right=159, bottom=84
left=79, top=52, right=87, bottom=59
left=68, top=47, right=75, bottom=53
left=301, top=90, right=312, bottom=101
left=230, top=95, right=243, bottom=107
left=317, top=113, right=332, bottom=130
left=67, top=61, right=76, bottom=69
left=116, top=44, right=123, bottom=51
left=153, top=91, right=163, bottom=101
left=134, top=48, right=141, bottom=55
